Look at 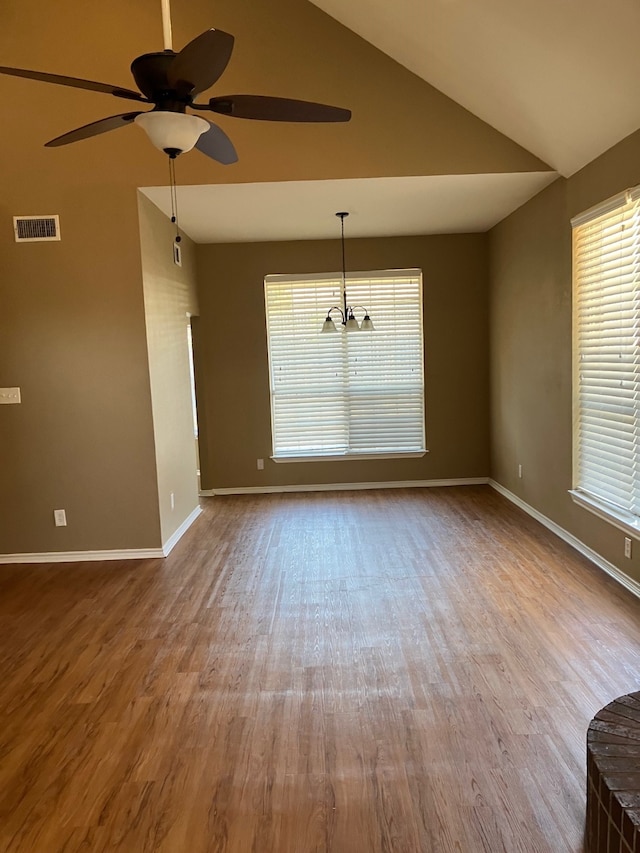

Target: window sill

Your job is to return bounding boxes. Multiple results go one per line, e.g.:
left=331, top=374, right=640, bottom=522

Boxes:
left=569, top=489, right=640, bottom=540
left=271, top=450, right=427, bottom=464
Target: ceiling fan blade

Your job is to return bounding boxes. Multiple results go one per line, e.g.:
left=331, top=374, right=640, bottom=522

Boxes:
left=45, top=112, right=142, bottom=147
left=201, top=94, right=351, bottom=123
left=195, top=120, right=238, bottom=165
left=167, top=29, right=235, bottom=96
left=0, top=66, right=147, bottom=102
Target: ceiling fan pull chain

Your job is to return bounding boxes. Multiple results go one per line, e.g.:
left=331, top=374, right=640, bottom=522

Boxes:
left=168, top=156, right=181, bottom=244
left=167, top=155, right=175, bottom=221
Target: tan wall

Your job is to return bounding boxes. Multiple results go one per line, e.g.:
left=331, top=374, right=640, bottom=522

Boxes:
left=138, top=194, right=200, bottom=546
left=490, top=126, right=640, bottom=585
left=0, top=183, right=162, bottom=554
left=196, top=234, right=490, bottom=490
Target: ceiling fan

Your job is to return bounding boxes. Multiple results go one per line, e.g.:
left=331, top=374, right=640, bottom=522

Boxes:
left=0, top=0, right=351, bottom=164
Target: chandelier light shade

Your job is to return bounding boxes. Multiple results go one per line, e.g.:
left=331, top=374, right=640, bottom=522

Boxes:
left=134, top=111, right=209, bottom=155
left=321, top=211, right=375, bottom=333
left=345, top=312, right=360, bottom=331
left=322, top=316, right=339, bottom=332
left=360, top=315, right=375, bottom=331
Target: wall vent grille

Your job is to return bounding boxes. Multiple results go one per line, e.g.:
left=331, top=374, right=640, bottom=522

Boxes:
left=13, top=215, right=61, bottom=242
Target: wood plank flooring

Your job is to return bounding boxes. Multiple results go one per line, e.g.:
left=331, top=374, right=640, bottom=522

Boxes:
left=1, top=485, right=639, bottom=852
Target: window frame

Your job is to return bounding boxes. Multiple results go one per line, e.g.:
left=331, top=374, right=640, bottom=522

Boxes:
left=570, top=186, right=640, bottom=537
left=264, top=269, right=427, bottom=463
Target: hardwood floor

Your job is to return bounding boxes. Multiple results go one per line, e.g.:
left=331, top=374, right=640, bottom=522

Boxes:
left=1, top=485, right=639, bottom=852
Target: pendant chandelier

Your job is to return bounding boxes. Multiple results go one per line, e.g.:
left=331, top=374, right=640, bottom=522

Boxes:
left=321, top=212, right=374, bottom=333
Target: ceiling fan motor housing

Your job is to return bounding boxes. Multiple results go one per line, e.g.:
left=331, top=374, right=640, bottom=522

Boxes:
left=131, top=51, right=187, bottom=108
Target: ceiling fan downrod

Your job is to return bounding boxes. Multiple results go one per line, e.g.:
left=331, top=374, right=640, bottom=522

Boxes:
left=161, top=0, right=173, bottom=51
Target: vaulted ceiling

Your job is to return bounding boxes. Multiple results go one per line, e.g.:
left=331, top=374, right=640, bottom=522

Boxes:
left=142, top=0, right=640, bottom=240
left=309, top=0, right=640, bottom=178
left=4, top=0, right=640, bottom=241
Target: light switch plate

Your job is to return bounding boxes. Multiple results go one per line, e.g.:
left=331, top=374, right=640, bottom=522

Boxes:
left=0, top=387, right=21, bottom=404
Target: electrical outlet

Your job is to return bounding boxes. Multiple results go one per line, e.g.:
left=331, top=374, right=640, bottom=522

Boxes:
left=170, top=492, right=175, bottom=510
left=625, top=537, right=632, bottom=559
left=518, top=464, right=523, bottom=478
left=54, top=509, right=67, bottom=527
left=257, top=458, right=264, bottom=470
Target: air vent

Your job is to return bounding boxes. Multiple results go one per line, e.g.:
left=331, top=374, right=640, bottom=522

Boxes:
left=13, top=215, right=60, bottom=242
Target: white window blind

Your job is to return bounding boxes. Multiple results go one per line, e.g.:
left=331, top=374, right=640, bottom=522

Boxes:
left=572, top=188, right=640, bottom=521
left=264, top=270, right=425, bottom=459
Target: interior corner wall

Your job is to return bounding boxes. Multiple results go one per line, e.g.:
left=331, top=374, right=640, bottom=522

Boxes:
left=489, top=126, right=640, bottom=586
left=195, top=233, right=490, bottom=491
left=138, top=193, right=200, bottom=546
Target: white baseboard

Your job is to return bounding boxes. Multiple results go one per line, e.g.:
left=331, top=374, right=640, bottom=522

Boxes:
left=0, top=547, right=165, bottom=565
left=0, top=505, right=204, bottom=565
left=489, top=479, right=640, bottom=602
left=162, top=505, right=203, bottom=556
left=201, top=477, right=489, bottom=497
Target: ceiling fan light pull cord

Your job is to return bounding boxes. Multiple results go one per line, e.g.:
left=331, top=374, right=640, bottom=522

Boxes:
left=168, top=155, right=181, bottom=243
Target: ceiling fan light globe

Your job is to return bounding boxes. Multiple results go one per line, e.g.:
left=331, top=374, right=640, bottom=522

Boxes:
left=135, top=111, right=208, bottom=154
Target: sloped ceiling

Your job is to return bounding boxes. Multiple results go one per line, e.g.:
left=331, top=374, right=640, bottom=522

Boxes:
left=0, top=0, right=560, bottom=242
left=310, top=0, right=640, bottom=178
left=0, top=0, right=547, bottom=184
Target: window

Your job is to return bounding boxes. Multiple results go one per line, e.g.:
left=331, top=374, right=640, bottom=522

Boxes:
left=571, top=187, right=640, bottom=533
left=264, top=269, right=426, bottom=461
